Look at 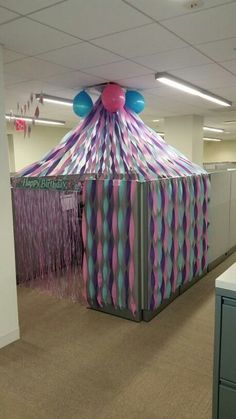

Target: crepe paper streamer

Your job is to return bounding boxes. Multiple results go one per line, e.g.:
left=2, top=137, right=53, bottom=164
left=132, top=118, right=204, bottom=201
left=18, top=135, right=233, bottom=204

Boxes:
left=117, top=181, right=126, bottom=308
left=102, top=180, right=110, bottom=304
left=128, top=181, right=137, bottom=314
left=82, top=182, right=88, bottom=302
left=147, top=174, right=209, bottom=310
left=96, top=181, right=103, bottom=307
left=111, top=182, right=119, bottom=307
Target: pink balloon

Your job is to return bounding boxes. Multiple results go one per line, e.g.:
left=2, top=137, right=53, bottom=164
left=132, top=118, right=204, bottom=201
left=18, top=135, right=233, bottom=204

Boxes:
left=101, top=84, right=125, bottom=112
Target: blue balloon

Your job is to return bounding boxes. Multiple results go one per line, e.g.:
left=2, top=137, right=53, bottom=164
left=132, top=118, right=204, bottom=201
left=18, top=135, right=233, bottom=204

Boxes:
left=125, top=90, right=145, bottom=114
left=73, top=91, right=93, bottom=117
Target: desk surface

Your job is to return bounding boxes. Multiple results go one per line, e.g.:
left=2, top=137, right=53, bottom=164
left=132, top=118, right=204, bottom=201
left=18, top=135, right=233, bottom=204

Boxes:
left=216, top=263, right=236, bottom=292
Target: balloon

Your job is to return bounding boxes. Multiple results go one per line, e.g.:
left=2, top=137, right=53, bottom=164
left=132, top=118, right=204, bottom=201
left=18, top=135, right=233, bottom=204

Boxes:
left=101, top=84, right=125, bottom=112
left=73, top=91, right=93, bottom=117
left=125, top=90, right=145, bottom=114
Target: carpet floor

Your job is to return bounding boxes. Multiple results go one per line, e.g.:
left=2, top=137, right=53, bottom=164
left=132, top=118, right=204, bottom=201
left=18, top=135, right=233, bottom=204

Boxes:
left=1, top=254, right=235, bottom=419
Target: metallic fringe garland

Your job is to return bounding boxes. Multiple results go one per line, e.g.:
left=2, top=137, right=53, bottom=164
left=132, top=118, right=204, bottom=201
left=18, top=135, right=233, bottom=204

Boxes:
left=12, top=188, right=84, bottom=302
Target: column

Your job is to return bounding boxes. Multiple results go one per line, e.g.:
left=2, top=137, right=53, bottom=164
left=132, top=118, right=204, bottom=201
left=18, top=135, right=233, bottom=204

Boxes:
left=7, top=134, right=16, bottom=173
left=0, top=45, right=19, bottom=348
left=164, top=115, right=203, bottom=166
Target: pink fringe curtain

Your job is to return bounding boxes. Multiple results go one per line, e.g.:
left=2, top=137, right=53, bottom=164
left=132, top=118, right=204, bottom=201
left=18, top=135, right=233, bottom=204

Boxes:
left=12, top=188, right=84, bottom=301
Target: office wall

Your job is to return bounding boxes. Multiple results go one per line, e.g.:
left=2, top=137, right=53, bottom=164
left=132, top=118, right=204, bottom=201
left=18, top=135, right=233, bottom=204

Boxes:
left=204, top=140, right=236, bottom=163
left=7, top=124, right=70, bottom=172
left=164, top=115, right=203, bottom=165
left=7, top=134, right=15, bottom=172
left=0, top=47, right=19, bottom=349
left=208, top=170, right=236, bottom=264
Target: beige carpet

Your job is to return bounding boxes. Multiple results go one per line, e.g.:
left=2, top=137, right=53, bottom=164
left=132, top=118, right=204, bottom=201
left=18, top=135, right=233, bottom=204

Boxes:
left=1, top=254, right=235, bottom=419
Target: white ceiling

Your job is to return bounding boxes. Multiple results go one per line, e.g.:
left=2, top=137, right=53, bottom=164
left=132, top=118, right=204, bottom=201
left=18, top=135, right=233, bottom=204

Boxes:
left=1, top=0, right=236, bottom=138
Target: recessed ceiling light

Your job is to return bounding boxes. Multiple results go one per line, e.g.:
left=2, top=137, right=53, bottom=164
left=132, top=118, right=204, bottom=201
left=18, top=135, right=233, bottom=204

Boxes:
left=203, top=137, right=221, bottom=142
left=152, top=119, right=160, bottom=122
left=155, top=73, right=232, bottom=107
left=5, top=114, right=65, bottom=126
left=35, top=93, right=73, bottom=107
left=203, top=126, right=224, bottom=133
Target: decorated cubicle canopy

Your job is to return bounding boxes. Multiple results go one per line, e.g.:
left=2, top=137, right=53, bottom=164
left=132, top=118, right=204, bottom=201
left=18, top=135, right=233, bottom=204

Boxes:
left=14, top=97, right=204, bottom=185
left=12, top=84, right=209, bottom=321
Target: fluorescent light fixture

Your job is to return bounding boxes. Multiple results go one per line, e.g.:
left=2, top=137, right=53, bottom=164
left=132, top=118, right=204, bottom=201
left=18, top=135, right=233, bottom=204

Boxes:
left=5, top=115, right=32, bottom=123
left=155, top=72, right=232, bottom=107
left=5, top=114, right=65, bottom=126
left=35, top=93, right=73, bottom=107
left=225, top=120, right=236, bottom=124
left=203, top=126, right=224, bottom=133
left=152, top=119, right=160, bottom=122
left=158, top=131, right=165, bottom=137
left=203, top=137, right=221, bottom=142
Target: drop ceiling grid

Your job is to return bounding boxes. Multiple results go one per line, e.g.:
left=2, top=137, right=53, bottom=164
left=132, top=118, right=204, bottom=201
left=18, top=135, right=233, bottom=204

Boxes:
left=1, top=0, right=235, bottom=87
left=1, top=0, right=236, bottom=127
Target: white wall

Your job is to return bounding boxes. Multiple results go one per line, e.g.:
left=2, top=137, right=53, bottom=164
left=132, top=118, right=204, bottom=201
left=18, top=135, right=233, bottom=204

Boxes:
left=204, top=140, right=236, bottom=163
left=7, top=134, right=15, bottom=172
left=164, top=115, right=203, bottom=165
left=0, top=46, right=19, bottom=349
left=7, top=124, right=70, bottom=172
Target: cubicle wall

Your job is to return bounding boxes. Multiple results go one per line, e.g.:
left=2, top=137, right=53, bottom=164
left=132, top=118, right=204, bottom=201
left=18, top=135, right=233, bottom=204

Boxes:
left=229, top=172, right=236, bottom=250
left=209, top=170, right=236, bottom=264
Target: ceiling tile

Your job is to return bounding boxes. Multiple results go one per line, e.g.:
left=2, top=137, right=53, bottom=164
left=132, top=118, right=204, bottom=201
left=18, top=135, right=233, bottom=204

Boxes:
left=3, top=48, right=26, bottom=63
left=171, top=63, right=236, bottom=88
left=220, top=59, right=236, bottom=75
left=211, top=85, right=236, bottom=101
left=5, top=80, right=75, bottom=96
left=93, top=23, right=187, bottom=58
left=0, top=0, right=62, bottom=14
left=44, top=71, right=106, bottom=89
left=125, top=0, right=232, bottom=21
left=117, top=74, right=157, bottom=90
left=4, top=72, right=30, bottom=86
left=84, top=61, right=150, bottom=81
left=5, top=57, right=71, bottom=80
left=30, top=0, right=151, bottom=40
left=162, top=2, right=236, bottom=44
left=0, top=6, right=19, bottom=23
left=134, top=47, right=212, bottom=71
left=146, top=94, right=202, bottom=114
left=37, top=43, right=121, bottom=70
left=197, top=38, right=236, bottom=62
left=0, top=18, right=77, bottom=55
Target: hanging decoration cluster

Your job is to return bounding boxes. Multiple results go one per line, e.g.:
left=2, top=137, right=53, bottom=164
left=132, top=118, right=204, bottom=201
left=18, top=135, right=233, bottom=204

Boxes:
left=72, top=83, right=145, bottom=118
left=7, top=92, right=43, bottom=137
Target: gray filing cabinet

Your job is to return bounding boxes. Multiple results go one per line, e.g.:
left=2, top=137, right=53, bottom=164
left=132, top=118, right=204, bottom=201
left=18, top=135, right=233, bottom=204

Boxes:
left=213, top=264, right=236, bottom=419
